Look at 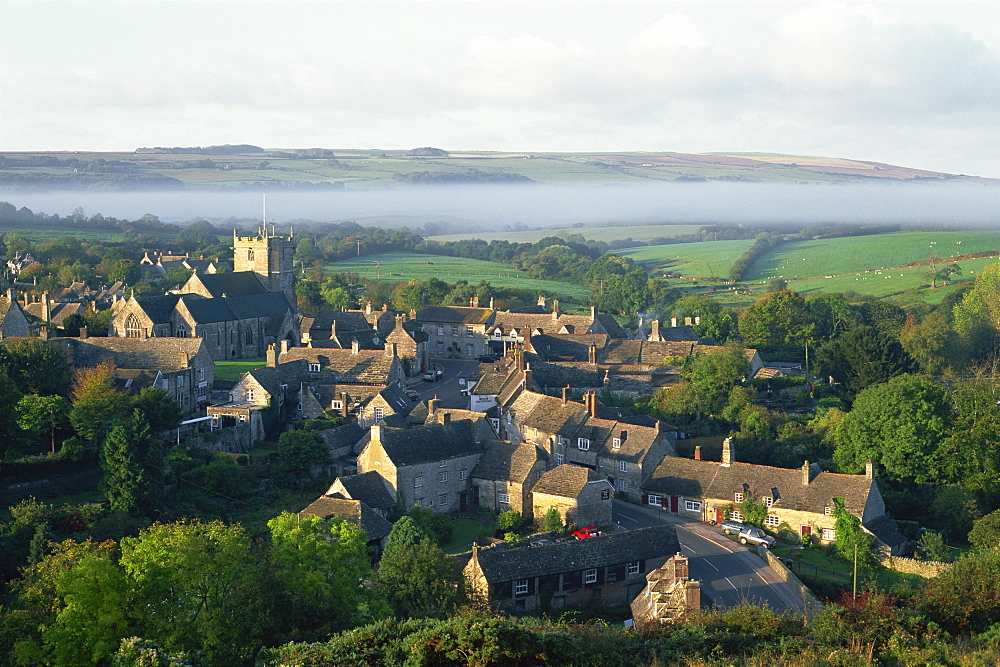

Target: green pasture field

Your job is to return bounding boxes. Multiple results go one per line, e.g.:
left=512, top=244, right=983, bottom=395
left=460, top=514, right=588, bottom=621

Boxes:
left=745, top=231, right=1000, bottom=282
left=617, top=239, right=755, bottom=279
left=325, top=252, right=590, bottom=302
left=428, top=223, right=704, bottom=245
left=0, top=224, right=130, bottom=243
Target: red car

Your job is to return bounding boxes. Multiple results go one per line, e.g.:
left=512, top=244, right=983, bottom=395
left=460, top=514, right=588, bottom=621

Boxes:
left=572, top=526, right=601, bottom=539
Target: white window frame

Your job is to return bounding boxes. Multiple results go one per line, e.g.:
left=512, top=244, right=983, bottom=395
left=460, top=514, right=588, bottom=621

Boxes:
left=414, top=476, right=423, bottom=488
left=245, top=388, right=254, bottom=402
left=764, top=496, right=774, bottom=507
left=459, top=470, right=467, bottom=481
left=647, top=494, right=661, bottom=506
left=618, top=479, right=627, bottom=492
left=765, top=515, right=780, bottom=526
left=577, top=438, right=590, bottom=451
left=437, top=325, right=444, bottom=336
left=498, top=492, right=510, bottom=505
left=730, top=510, right=744, bottom=522
left=821, top=528, right=836, bottom=541
left=308, top=362, right=321, bottom=372
left=332, top=400, right=344, bottom=410
left=238, top=414, right=246, bottom=422
left=514, top=579, right=529, bottom=595
left=373, top=407, right=384, bottom=420
left=438, top=493, right=448, bottom=507
left=627, top=561, right=640, bottom=576
left=612, top=437, right=621, bottom=450
left=618, top=460, right=628, bottom=472
left=734, top=492, right=744, bottom=502
left=451, top=325, right=459, bottom=337
left=684, top=499, right=701, bottom=513
left=584, top=568, right=598, bottom=584
left=824, top=506, right=833, bottom=515
left=466, top=325, right=474, bottom=337
left=438, top=471, right=448, bottom=483
left=555, top=453, right=564, bottom=465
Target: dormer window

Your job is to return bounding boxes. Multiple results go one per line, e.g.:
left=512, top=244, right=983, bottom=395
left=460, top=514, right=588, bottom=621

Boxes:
left=734, top=492, right=744, bottom=502
left=493, top=329, right=502, bottom=339
left=308, top=363, right=320, bottom=373
left=612, top=437, right=621, bottom=450
left=764, top=496, right=773, bottom=507
left=577, top=438, right=590, bottom=451
left=332, top=400, right=344, bottom=410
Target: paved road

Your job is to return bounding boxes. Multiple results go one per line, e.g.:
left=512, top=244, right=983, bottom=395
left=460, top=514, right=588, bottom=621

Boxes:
left=613, top=500, right=808, bottom=614
left=407, top=358, right=480, bottom=408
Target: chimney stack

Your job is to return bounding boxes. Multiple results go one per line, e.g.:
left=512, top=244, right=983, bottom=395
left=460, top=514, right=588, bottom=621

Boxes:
left=590, top=306, right=596, bottom=318
left=6, top=288, right=13, bottom=303
left=586, top=390, right=597, bottom=417
left=370, top=424, right=382, bottom=442
left=603, top=369, right=610, bottom=385
left=537, top=295, right=547, bottom=307
left=694, top=445, right=701, bottom=461
left=523, top=328, right=533, bottom=353
left=650, top=319, right=661, bottom=341
left=523, top=364, right=532, bottom=391
left=39, top=325, right=48, bottom=341
left=562, top=385, right=570, bottom=405
left=489, top=297, right=495, bottom=310
left=671, top=316, right=678, bottom=328
left=516, top=349, right=525, bottom=372
left=385, top=342, right=397, bottom=358
left=280, top=339, right=290, bottom=355
left=694, top=316, right=701, bottom=326
left=266, top=344, right=277, bottom=367
left=351, top=339, right=360, bottom=354
left=42, top=292, right=51, bottom=323
left=588, top=345, right=597, bottom=365
left=866, top=459, right=874, bottom=479
left=721, top=436, right=734, bottom=467
left=340, top=391, right=349, bottom=418
left=79, top=326, right=88, bottom=340
left=684, top=317, right=693, bottom=326
left=439, top=412, right=451, bottom=425
left=472, top=295, right=480, bottom=308
left=365, top=301, right=373, bottom=314
left=551, top=299, right=559, bottom=320
left=802, top=460, right=811, bottom=486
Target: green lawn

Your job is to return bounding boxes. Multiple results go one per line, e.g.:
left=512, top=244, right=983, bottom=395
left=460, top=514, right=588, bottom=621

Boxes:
left=445, top=517, right=493, bottom=554
left=325, top=252, right=591, bottom=301
left=617, top=240, right=755, bottom=279
left=214, top=358, right=266, bottom=380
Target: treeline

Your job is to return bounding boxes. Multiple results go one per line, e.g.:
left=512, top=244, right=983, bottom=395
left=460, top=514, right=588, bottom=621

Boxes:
left=134, top=144, right=266, bottom=154
left=391, top=169, right=533, bottom=184
left=730, top=231, right=782, bottom=281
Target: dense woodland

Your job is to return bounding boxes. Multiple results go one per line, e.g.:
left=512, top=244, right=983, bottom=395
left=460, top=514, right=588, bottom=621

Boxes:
left=2, top=203, right=1000, bottom=664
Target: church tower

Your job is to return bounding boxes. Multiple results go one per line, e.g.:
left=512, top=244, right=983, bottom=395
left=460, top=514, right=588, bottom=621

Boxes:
left=232, top=226, right=296, bottom=304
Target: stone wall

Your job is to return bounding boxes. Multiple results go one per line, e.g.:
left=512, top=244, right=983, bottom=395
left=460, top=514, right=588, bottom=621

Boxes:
left=878, top=555, right=949, bottom=578
left=186, top=424, right=253, bottom=454
left=763, top=549, right=825, bottom=619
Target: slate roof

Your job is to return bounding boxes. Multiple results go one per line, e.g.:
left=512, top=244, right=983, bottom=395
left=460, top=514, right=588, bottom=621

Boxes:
left=322, top=422, right=367, bottom=451
left=472, top=440, right=547, bottom=483
left=328, top=471, right=396, bottom=510
left=278, top=347, right=398, bottom=385
left=373, top=420, right=485, bottom=466
left=299, top=496, right=393, bottom=541
left=532, top=464, right=610, bottom=498
left=132, top=295, right=182, bottom=324
left=111, top=369, right=158, bottom=394
left=509, top=391, right=590, bottom=437
left=528, top=333, right=608, bottom=362
left=471, top=361, right=518, bottom=396
left=491, top=312, right=597, bottom=336
left=417, top=305, right=495, bottom=325
left=243, top=366, right=294, bottom=398
left=473, top=525, right=680, bottom=582
left=24, top=301, right=86, bottom=326
left=863, top=513, right=908, bottom=550
left=227, top=292, right=294, bottom=319
left=593, top=313, right=628, bottom=339
left=647, top=324, right=700, bottom=342
left=54, top=336, right=206, bottom=371
left=303, top=310, right=374, bottom=338
left=192, top=271, right=268, bottom=298
left=643, top=457, right=876, bottom=516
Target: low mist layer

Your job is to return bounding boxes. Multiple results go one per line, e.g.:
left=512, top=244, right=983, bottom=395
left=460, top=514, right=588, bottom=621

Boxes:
left=2, top=181, right=996, bottom=231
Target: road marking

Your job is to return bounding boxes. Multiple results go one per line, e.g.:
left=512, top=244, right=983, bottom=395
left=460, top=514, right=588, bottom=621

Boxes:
left=616, top=514, right=641, bottom=524
left=704, top=558, right=719, bottom=572
left=681, top=544, right=695, bottom=554
left=724, top=577, right=739, bottom=591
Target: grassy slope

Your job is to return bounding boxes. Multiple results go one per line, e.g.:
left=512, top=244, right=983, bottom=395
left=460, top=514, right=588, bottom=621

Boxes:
left=325, top=252, right=591, bottom=301
left=617, top=239, right=755, bottom=278
left=428, top=223, right=705, bottom=245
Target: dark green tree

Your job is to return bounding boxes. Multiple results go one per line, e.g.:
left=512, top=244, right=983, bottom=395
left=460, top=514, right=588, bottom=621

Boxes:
left=16, top=393, right=71, bottom=454
left=101, top=411, right=153, bottom=512
left=738, top=290, right=814, bottom=359
left=277, top=429, right=332, bottom=478
left=131, top=387, right=182, bottom=434
left=815, top=326, right=916, bottom=402
left=375, top=518, right=465, bottom=618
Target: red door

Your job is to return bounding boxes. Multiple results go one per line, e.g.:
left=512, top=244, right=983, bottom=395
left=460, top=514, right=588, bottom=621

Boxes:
left=715, top=508, right=725, bottom=525
left=801, top=525, right=811, bottom=537
left=670, top=496, right=678, bottom=513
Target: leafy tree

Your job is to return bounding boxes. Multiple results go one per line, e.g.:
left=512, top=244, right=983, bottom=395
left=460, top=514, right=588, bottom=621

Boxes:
left=321, top=285, right=354, bottom=310
left=17, top=393, right=71, bottom=454
left=70, top=363, right=132, bottom=442
left=0, top=338, right=71, bottom=395
left=119, top=520, right=271, bottom=666
left=175, top=220, right=221, bottom=247
left=920, top=547, right=1000, bottom=633
left=375, top=527, right=465, bottom=618
left=899, top=312, right=961, bottom=376
left=806, top=292, right=859, bottom=341
left=954, top=262, right=1000, bottom=357
left=0, top=372, right=25, bottom=458
left=277, top=429, right=331, bottom=478
left=940, top=372, right=1000, bottom=492
left=835, top=374, right=951, bottom=482
left=738, top=290, right=813, bottom=359
left=131, top=386, right=182, bottom=433
left=541, top=507, right=564, bottom=533
left=406, top=504, right=453, bottom=546
left=918, top=530, right=950, bottom=562
left=968, top=509, right=1000, bottom=552
left=832, top=498, right=874, bottom=569
left=740, top=493, right=767, bottom=527
left=687, top=344, right=751, bottom=416
left=816, top=326, right=917, bottom=402
left=60, top=312, right=87, bottom=337
left=268, top=512, right=385, bottom=640
left=101, top=411, right=155, bottom=513
left=295, top=279, right=324, bottom=315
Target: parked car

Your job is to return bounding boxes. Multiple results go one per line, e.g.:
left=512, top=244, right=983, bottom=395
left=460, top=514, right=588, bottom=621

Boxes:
left=720, top=520, right=745, bottom=535
left=404, top=389, right=419, bottom=401
left=738, top=526, right=775, bottom=548
left=572, top=526, right=601, bottom=539
left=422, top=369, right=442, bottom=382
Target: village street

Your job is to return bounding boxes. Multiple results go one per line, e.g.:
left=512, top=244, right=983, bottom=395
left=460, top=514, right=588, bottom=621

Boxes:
left=612, top=500, right=810, bottom=615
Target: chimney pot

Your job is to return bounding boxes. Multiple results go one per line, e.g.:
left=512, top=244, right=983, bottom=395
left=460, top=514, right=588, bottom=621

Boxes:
left=671, top=316, right=678, bottom=327
left=562, top=385, right=570, bottom=405
left=266, top=344, right=277, bottom=367
left=694, top=445, right=701, bottom=460
left=79, top=326, right=88, bottom=339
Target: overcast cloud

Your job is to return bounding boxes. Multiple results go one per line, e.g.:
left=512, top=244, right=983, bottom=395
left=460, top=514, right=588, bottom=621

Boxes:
left=2, top=1, right=999, bottom=177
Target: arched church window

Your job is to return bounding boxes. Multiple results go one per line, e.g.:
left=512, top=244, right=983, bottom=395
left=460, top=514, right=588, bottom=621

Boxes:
left=125, top=314, right=141, bottom=338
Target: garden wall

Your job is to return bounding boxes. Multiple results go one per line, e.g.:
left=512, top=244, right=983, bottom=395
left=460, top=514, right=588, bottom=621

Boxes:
left=878, top=555, right=948, bottom=578
left=763, top=549, right=825, bottom=618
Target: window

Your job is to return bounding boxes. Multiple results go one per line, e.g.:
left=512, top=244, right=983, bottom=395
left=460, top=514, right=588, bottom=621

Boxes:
left=438, top=493, right=448, bottom=507
left=308, top=363, right=321, bottom=372
left=577, top=438, right=590, bottom=450
left=821, top=528, right=836, bottom=541
left=493, top=329, right=501, bottom=339
left=176, top=324, right=188, bottom=338
left=489, top=417, right=500, bottom=432
left=555, top=453, right=564, bottom=465
left=451, top=326, right=459, bottom=336
left=211, top=413, right=219, bottom=427
left=734, top=492, right=744, bottom=502
left=618, top=460, right=628, bottom=472
left=436, top=342, right=443, bottom=354
left=437, top=326, right=444, bottom=336
left=247, top=249, right=254, bottom=262
left=459, top=470, right=467, bottom=481
left=584, top=569, right=598, bottom=584
left=730, top=510, right=744, bottom=522
left=238, top=413, right=246, bottom=422
left=245, top=388, right=254, bottom=402
left=498, top=493, right=510, bottom=505
left=125, top=314, right=141, bottom=338
left=684, top=500, right=701, bottom=512
left=373, top=407, right=384, bottom=420
left=824, top=506, right=833, bottom=515
left=765, top=515, right=780, bottom=526
left=199, top=367, right=205, bottom=380
left=764, top=496, right=774, bottom=507
left=514, top=579, right=529, bottom=595
left=467, top=343, right=474, bottom=356
left=556, top=435, right=566, bottom=446
left=466, top=325, right=474, bottom=337
left=627, top=561, right=640, bottom=576
left=612, top=437, right=621, bottom=450
left=438, top=471, right=448, bottom=483
left=439, top=460, right=448, bottom=467
left=647, top=494, right=661, bottom=506
left=332, top=400, right=344, bottom=410
left=245, top=326, right=253, bottom=345
left=618, top=479, right=627, bottom=492
left=414, top=476, right=423, bottom=488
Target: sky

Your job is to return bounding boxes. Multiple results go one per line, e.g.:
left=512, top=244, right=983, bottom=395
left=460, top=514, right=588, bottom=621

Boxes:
left=2, top=1, right=999, bottom=178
